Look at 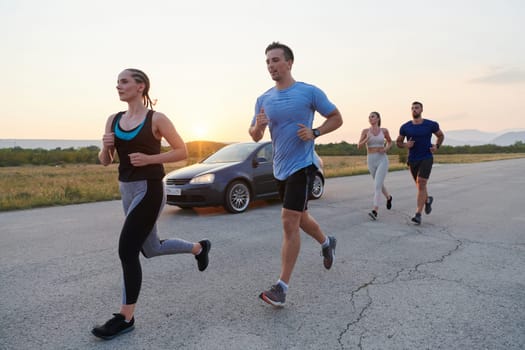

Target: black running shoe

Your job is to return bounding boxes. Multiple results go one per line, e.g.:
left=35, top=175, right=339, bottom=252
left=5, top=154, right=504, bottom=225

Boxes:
left=425, top=196, right=433, bottom=215
left=411, top=213, right=422, bottom=225
left=386, top=195, right=392, bottom=210
left=368, top=210, right=378, bottom=220
left=92, top=313, right=135, bottom=340
left=259, top=284, right=286, bottom=307
left=195, top=240, right=211, bottom=271
left=321, top=236, right=337, bottom=269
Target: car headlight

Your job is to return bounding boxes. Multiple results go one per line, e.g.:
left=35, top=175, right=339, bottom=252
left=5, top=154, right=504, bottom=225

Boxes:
left=190, top=173, right=215, bottom=184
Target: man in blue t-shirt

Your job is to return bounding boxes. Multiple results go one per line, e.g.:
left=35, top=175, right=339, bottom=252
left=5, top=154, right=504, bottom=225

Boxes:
left=249, top=42, right=343, bottom=307
left=396, top=101, right=445, bottom=225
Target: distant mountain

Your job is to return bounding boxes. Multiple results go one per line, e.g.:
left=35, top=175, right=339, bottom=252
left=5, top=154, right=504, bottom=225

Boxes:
left=444, top=130, right=497, bottom=146
left=491, top=131, right=525, bottom=146
left=444, top=129, right=525, bottom=146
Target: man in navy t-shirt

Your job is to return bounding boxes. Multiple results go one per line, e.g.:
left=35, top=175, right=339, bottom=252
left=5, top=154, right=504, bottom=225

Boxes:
left=396, top=101, right=445, bottom=225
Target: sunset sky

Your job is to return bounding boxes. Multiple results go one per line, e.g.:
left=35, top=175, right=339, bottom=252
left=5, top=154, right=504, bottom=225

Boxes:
left=2, top=0, right=524, bottom=144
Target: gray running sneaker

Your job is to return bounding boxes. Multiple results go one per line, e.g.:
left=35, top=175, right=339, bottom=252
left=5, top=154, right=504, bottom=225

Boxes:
left=425, top=196, right=433, bottom=215
left=259, top=284, right=286, bottom=307
left=321, top=236, right=337, bottom=269
left=368, top=210, right=378, bottom=220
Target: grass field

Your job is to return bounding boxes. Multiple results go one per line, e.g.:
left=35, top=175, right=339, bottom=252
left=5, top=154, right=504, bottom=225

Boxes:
left=1, top=153, right=524, bottom=211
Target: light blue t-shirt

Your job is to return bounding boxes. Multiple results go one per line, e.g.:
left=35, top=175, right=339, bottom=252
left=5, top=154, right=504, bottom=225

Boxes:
left=251, top=82, right=336, bottom=180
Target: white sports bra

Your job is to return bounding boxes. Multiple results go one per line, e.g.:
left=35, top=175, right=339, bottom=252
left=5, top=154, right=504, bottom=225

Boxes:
left=367, top=129, right=385, bottom=148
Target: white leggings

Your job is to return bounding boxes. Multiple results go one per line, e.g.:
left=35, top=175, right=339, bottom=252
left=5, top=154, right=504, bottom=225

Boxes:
left=367, top=153, right=389, bottom=208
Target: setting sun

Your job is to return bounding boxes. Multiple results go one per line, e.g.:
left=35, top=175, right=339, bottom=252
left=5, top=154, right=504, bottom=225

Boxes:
left=191, top=123, right=209, bottom=141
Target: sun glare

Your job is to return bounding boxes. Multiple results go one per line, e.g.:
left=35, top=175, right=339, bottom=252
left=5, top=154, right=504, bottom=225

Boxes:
left=191, top=123, right=209, bottom=141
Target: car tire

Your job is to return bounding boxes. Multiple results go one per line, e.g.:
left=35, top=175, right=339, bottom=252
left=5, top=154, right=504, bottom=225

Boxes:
left=224, top=180, right=251, bottom=213
left=309, top=172, right=324, bottom=200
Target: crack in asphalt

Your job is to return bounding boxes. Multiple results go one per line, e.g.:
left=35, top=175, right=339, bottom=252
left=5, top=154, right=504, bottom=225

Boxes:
left=336, top=229, right=463, bottom=350
left=337, top=279, right=375, bottom=350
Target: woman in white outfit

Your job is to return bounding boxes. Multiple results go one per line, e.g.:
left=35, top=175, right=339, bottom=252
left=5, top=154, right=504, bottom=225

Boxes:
left=358, top=111, right=393, bottom=220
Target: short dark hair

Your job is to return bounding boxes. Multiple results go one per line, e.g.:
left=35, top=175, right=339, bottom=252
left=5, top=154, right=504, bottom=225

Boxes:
left=412, top=101, right=423, bottom=109
left=265, top=42, right=294, bottom=62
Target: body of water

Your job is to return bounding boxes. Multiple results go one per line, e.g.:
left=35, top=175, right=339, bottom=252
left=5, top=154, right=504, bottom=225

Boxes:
left=0, top=139, right=102, bottom=150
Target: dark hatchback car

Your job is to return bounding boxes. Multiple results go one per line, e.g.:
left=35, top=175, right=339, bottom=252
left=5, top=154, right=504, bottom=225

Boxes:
left=163, top=141, right=325, bottom=213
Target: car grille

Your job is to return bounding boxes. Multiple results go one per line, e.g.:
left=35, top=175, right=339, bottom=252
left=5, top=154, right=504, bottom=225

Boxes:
left=167, top=195, right=206, bottom=203
left=165, top=178, right=190, bottom=185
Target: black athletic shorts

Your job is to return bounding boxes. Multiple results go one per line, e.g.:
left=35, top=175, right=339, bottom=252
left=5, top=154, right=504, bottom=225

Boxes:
left=277, top=164, right=317, bottom=212
left=408, top=157, right=433, bottom=181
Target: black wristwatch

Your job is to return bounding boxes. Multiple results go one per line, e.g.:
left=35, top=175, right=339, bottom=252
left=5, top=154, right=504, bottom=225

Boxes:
left=312, top=128, right=321, bottom=138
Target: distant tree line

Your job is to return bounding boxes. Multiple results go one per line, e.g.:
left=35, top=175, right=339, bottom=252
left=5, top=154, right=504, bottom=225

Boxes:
left=1, top=141, right=524, bottom=167
left=315, top=141, right=525, bottom=156
left=0, top=146, right=101, bottom=166
left=0, top=141, right=229, bottom=167
left=186, top=141, right=228, bottom=160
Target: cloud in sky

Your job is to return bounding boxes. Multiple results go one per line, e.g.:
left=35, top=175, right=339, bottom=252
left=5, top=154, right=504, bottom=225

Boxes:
left=470, top=66, right=525, bottom=85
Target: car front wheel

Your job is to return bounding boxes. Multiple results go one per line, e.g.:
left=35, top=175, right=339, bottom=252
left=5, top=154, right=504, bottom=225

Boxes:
left=310, top=173, right=324, bottom=200
left=224, top=180, right=251, bottom=213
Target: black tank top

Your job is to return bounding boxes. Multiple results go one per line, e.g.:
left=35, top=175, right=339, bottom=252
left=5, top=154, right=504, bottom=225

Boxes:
left=112, top=110, right=165, bottom=181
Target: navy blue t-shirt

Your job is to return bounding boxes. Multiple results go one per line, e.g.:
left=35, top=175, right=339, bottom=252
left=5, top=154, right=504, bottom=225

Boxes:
left=399, top=119, right=440, bottom=162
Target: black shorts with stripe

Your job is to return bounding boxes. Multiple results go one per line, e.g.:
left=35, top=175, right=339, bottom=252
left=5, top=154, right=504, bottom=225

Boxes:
left=277, top=164, right=317, bottom=212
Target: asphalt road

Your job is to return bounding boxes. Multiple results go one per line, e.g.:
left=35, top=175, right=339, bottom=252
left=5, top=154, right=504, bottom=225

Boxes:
left=1, top=158, right=524, bottom=350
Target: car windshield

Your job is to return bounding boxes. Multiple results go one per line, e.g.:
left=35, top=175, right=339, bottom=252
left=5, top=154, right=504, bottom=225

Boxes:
left=202, top=143, right=260, bottom=163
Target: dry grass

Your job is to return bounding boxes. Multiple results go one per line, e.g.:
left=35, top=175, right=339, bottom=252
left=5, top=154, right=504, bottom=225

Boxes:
left=0, top=164, right=121, bottom=210
left=433, top=153, right=525, bottom=163
left=1, top=153, right=523, bottom=211
left=321, top=155, right=406, bottom=177
left=321, top=153, right=525, bottom=177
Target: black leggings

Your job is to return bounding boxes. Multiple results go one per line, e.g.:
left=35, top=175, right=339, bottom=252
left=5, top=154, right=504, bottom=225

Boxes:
left=118, top=179, right=163, bottom=305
